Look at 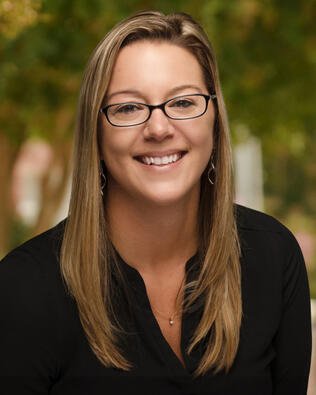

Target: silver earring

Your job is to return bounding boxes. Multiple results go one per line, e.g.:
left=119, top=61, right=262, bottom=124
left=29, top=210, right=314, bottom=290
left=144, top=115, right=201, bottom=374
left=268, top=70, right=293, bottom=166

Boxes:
left=100, top=167, right=107, bottom=196
left=207, top=161, right=215, bottom=185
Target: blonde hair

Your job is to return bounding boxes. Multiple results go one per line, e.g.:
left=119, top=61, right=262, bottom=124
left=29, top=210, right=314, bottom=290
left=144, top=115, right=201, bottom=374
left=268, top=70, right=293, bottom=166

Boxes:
left=61, top=10, right=241, bottom=377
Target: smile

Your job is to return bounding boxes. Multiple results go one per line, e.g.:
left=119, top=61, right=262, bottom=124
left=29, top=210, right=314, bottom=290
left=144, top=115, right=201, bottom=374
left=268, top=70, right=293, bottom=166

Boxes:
left=135, top=151, right=186, bottom=166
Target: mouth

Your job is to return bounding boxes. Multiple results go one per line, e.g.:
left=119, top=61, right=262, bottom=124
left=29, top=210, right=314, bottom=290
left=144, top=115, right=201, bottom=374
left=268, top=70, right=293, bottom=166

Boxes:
left=134, top=151, right=187, bottom=166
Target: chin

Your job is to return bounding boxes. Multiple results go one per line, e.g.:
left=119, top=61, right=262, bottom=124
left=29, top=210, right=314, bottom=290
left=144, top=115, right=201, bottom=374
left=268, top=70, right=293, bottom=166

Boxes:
left=139, top=186, right=196, bottom=207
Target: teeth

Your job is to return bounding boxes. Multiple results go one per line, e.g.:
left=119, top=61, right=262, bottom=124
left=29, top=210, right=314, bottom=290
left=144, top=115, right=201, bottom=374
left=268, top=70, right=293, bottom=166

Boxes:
left=141, top=152, right=182, bottom=165
left=154, top=157, right=162, bottom=165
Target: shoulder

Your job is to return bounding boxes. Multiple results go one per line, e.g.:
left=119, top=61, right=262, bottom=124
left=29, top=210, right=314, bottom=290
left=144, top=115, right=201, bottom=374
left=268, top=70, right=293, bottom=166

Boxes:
left=236, top=204, right=290, bottom=234
left=1, top=219, right=66, bottom=262
left=235, top=204, right=301, bottom=256
left=234, top=204, right=307, bottom=292
left=0, top=219, right=65, bottom=273
left=0, top=220, right=67, bottom=309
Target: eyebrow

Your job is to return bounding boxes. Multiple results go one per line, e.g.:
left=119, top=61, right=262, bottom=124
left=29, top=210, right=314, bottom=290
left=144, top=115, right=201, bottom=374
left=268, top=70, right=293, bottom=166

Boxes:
left=106, top=84, right=203, bottom=102
left=168, top=84, right=203, bottom=96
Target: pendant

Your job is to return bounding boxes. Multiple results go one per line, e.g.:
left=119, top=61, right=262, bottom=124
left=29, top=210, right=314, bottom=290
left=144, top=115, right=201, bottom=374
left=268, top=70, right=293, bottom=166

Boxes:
left=169, top=318, right=174, bottom=326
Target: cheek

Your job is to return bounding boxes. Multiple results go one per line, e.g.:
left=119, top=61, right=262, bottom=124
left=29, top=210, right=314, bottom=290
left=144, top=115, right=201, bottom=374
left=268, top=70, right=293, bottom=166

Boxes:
left=100, top=129, right=132, bottom=170
left=191, top=121, right=214, bottom=171
left=188, top=119, right=214, bottom=154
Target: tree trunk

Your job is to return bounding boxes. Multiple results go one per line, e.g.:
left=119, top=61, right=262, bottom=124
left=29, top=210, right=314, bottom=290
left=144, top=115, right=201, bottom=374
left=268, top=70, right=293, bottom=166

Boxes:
left=31, top=139, right=72, bottom=237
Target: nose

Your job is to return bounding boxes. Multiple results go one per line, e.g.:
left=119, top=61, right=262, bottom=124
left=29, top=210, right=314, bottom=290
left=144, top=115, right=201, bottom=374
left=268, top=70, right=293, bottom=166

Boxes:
left=143, top=107, right=174, bottom=141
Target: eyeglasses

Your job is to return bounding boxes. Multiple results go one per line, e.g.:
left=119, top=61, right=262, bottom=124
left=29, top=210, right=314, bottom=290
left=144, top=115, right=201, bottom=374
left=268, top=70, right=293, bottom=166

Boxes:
left=99, top=93, right=216, bottom=127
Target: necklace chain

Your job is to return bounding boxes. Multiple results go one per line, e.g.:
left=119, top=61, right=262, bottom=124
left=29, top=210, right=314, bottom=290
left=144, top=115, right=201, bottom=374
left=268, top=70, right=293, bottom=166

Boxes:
left=151, top=274, right=186, bottom=327
left=152, top=308, right=179, bottom=326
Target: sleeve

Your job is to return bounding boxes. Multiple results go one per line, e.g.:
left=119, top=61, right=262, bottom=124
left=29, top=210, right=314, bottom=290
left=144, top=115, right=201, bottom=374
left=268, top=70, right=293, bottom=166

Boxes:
left=0, top=248, right=59, bottom=394
left=271, top=232, right=312, bottom=395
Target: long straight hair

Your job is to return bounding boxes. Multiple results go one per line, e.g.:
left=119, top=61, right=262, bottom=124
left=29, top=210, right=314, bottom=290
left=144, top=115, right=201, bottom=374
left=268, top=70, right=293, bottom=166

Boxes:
left=60, top=10, right=241, bottom=377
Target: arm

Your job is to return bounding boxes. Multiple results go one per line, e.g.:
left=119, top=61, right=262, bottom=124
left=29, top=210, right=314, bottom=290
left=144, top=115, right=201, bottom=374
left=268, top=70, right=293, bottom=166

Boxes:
left=271, top=233, right=312, bottom=395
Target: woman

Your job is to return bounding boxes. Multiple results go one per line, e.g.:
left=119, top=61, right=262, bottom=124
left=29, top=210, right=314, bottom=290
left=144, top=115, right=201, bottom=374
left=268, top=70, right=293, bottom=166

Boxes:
left=0, top=10, right=311, bottom=395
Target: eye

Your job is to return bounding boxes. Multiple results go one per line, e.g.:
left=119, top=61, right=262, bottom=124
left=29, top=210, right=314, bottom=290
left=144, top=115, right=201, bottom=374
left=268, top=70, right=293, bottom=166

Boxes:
left=166, top=96, right=199, bottom=113
left=168, top=98, right=195, bottom=108
left=114, top=103, right=143, bottom=114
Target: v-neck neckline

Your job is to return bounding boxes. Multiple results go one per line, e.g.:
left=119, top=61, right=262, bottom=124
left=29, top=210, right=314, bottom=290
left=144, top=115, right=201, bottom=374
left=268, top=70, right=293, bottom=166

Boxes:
left=113, top=249, right=201, bottom=375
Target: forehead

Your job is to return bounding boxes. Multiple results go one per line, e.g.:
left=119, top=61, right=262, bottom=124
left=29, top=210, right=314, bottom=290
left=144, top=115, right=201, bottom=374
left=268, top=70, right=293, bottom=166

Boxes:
left=106, top=41, right=206, bottom=100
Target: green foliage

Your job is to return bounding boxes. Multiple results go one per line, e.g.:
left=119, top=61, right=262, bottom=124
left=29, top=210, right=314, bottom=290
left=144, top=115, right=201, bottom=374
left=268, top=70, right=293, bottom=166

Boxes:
left=0, top=0, right=315, bottom=263
left=197, top=0, right=316, bottom=218
left=0, top=0, right=196, bottom=145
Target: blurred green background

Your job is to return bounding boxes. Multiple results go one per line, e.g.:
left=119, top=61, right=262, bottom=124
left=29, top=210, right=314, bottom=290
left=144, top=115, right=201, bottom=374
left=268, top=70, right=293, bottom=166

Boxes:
left=0, top=0, right=315, bottom=296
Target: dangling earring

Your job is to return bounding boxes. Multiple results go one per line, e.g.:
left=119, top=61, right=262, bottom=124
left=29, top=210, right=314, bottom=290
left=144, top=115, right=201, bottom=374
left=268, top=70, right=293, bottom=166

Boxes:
left=207, top=160, right=216, bottom=185
left=100, top=165, right=107, bottom=196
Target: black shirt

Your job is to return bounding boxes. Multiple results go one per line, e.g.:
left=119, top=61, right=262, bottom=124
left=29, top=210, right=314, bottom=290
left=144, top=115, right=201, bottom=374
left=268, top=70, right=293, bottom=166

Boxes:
left=0, top=205, right=312, bottom=394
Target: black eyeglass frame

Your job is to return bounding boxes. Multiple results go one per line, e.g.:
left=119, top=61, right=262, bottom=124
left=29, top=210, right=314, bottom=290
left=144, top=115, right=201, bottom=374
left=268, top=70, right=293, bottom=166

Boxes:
left=99, top=93, right=217, bottom=127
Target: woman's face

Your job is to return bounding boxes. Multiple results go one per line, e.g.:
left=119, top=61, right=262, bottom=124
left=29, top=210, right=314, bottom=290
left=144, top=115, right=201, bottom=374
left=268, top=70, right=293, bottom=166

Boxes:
left=99, top=41, right=215, bottom=207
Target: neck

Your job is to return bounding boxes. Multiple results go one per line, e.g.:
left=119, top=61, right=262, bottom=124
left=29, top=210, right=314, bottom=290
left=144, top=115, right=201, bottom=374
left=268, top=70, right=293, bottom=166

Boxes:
left=105, top=183, right=199, bottom=275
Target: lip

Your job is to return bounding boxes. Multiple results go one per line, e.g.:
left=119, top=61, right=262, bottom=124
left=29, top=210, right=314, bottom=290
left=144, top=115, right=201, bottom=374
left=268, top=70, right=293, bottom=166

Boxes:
left=133, top=149, right=187, bottom=159
left=134, top=151, right=187, bottom=169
